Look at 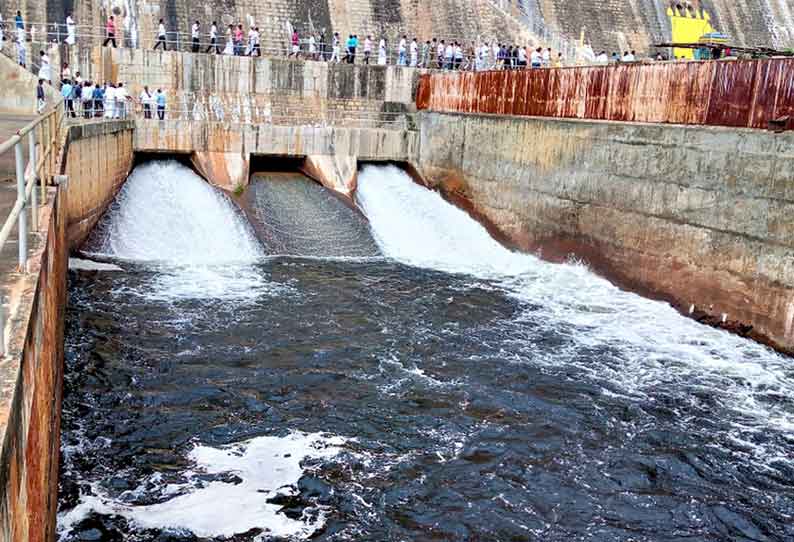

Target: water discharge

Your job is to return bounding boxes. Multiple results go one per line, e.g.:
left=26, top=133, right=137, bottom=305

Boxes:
left=243, top=172, right=379, bottom=258
left=84, top=160, right=263, bottom=264
left=59, top=163, right=794, bottom=541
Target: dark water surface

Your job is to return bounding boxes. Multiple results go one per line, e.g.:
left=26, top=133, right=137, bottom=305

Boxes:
left=60, top=258, right=794, bottom=542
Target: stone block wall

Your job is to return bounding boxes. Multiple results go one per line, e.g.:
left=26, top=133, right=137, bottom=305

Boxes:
left=5, top=0, right=794, bottom=58
left=62, top=121, right=135, bottom=246
left=417, top=110, right=794, bottom=353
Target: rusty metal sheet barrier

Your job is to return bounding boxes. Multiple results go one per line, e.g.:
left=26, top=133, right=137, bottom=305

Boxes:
left=416, top=59, right=794, bottom=129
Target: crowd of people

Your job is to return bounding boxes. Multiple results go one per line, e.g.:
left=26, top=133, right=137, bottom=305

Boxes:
left=2, top=9, right=695, bottom=73
left=36, top=68, right=168, bottom=120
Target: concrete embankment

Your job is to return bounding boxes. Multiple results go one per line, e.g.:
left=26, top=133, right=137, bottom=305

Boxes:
left=0, top=120, right=134, bottom=542
left=416, top=110, right=794, bottom=352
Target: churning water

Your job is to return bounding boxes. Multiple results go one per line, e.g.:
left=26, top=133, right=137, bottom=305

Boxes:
left=59, top=163, right=794, bottom=541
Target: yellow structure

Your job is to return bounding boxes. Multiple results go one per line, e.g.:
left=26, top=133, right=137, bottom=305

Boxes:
left=667, top=5, right=717, bottom=59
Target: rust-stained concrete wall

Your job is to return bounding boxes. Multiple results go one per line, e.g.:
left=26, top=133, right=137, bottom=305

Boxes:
left=62, top=121, right=135, bottom=247
left=0, top=187, right=67, bottom=542
left=417, top=110, right=794, bottom=353
left=0, top=119, right=133, bottom=542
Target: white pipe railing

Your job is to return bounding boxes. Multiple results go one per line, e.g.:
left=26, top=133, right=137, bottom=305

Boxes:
left=0, top=103, right=65, bottom=355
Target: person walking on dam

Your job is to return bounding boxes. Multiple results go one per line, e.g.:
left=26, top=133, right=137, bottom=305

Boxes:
left=207, top=21, right=219, bottom=54
left=364, top=35, right=372, bottom=64
left=156, top=89, right=166, bottom=120
left=36, top=79, right=46, bottom=113
left=154, top=19, right=167, bottom=50
left=103, top=15, right=117, bottom=47
left=65, top=13, right=76, bottom=46
left=191, top=21, right=200, bottom=53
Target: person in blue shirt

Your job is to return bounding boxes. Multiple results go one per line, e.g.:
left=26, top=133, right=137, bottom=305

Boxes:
left=155, top=89, right=166, bottom=120
left=346, top=35, right=355, bottom=64
left=92, top=84, right=104, bottom=117
left=61, top=79, right=75, bottom=117
left=15, top=11, right=23, bottom=29
left=351, top=34, right=359, bottom=64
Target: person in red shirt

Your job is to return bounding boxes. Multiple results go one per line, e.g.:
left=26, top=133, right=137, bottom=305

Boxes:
left=103, top=15, right=116, bottom=47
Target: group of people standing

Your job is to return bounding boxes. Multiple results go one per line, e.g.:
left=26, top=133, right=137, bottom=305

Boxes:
left=37, top=68, right=168, bottom=120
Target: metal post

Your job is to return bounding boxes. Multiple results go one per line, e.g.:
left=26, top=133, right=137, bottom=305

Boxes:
left=15, top=143, right=27, bottom=271
left=0, top=295, right=4, bottom=357
left=28, top=130, right=38, bottom=232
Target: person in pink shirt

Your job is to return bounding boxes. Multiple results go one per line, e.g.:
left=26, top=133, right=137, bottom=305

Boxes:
left=234, top=24, right=244, bottom=55
left=290, top=29, right=300, bottom=57
left=103, top=15, right=116, bottom=47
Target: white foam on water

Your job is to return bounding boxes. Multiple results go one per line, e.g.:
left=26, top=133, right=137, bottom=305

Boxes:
left=356, top=165, right=794, bottom=463
left=68, top=258, right=125, bottom=272
left=57, top=432, right=347, bottom=541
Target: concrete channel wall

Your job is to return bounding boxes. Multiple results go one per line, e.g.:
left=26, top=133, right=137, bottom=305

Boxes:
left=416, top=110, right=794, bottom=353
left=0, top=120, right=134, bottom=542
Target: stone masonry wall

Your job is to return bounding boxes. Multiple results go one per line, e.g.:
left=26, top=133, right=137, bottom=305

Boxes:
left=62, top=121, right=135, bottom=247
left=5, top=0, right=794, bottom=58
left=417, top=110, right=794, bottom=353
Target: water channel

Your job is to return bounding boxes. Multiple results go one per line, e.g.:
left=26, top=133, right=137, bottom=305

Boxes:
left=58, top=161, right=794, bottom=541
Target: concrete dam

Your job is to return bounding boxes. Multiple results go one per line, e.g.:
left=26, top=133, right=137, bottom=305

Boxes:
left=1, top=49, right=794, bottom=542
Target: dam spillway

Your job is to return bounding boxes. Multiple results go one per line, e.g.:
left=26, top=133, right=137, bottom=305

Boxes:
left=56, top=163, right=794, bottom=541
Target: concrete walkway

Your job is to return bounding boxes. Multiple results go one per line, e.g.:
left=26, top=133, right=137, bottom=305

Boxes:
left=0, top=114, right=35, bottom=182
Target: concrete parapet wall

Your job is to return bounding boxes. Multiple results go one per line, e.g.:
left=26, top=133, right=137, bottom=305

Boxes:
left=0, top=188, right=66, bottom=542
left=417, top=110, right=794, bottom=352
left=133, top=120, right=419, bottom=159
left=62, top=120, right=135, bottom=247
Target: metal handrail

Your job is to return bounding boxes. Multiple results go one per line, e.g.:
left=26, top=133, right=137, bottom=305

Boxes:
left=0, top=102, right=65, bottom=355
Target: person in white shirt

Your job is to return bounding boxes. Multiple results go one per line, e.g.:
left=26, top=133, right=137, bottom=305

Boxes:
left=82, top=81, right=94, bottom=118
left=74, top=71, right=83, bottom=85
left=596, top=50, right=608, bottom=63
left=104, top=83, right=115, bottom=118
left=191, top=21, right=200, bottom=52
left=397, top=36, right=407, bottom=66
left=247, top=27, right=256, bottom=55
left=16, top=33, right=26, bottom=68
left=437, top=40, right=445, bottom=69
left=115, top=82, right=129, bottom=119
left=207, top=21, right=219, bottom=54
left=308, top=34, right=316, bottom=59
left=61, top=62, right=71, bottom=82
left=364, top=35, right=372, bottom=64
left=529, top=47, right=541, bottom=68
left=139, top=85, right=154, bottom=118
left=377, top=38, right=387, bottom=65
left=65, top=14, right=76, bottom=45
left=38, top=51, right=52, bottom=82
left=331, top=33, right=341, bottom=63
left=154, top=19, right=166, bottom=50
left=444, top=43, right=453, bottom=69
left=622, top=50, right=636, bottom=62
left=542, top=47, right=551, bottom=67
left=454, top=43, right=463, bottom=69
left=409, top=38, right=418, bottom=67
left=223, top=25, right=234, bottom=55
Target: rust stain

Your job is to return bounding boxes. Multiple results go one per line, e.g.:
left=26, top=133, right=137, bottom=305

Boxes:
left=417, top=59, right=794, bottom=129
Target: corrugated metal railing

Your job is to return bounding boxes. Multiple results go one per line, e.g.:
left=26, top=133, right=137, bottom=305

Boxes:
left=417, top=58, right=794, bottom=129
left=0, top=103, right=65, bottom=355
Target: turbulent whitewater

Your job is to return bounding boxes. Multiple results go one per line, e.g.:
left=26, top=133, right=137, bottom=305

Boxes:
left=84, top=160, right=263, bottom=264
left=59, top=163, right=794, bottom=541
